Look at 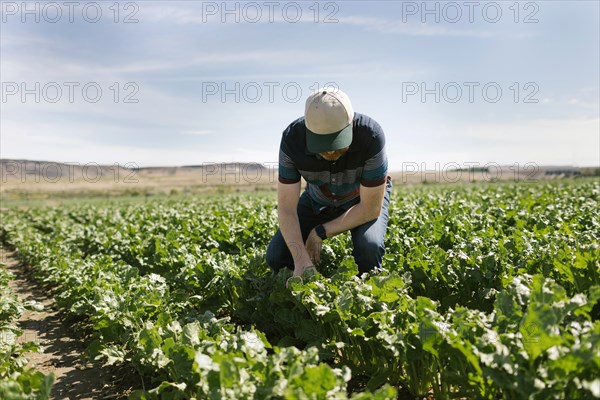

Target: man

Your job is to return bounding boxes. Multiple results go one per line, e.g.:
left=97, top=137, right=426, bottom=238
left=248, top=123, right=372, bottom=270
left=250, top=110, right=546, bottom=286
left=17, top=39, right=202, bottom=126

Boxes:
left=266, top=87, right=392, bottom=278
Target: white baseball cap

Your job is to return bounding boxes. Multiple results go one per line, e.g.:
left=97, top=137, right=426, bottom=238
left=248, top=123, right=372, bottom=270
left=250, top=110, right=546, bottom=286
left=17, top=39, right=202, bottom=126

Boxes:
left=304, top=87, right=354, bottom=153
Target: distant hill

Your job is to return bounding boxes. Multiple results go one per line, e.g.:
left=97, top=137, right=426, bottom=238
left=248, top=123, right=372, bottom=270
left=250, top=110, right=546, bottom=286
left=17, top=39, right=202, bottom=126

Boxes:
left=0, top=159, right=272, bottom=182
left=1, top=159, right=598, bottom=202
left=2, top=159, right=598, bottom=179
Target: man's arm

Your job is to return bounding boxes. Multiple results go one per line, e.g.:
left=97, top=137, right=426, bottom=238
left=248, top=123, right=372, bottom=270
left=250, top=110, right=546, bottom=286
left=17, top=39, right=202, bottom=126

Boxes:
left=322, top=182, right=386, bottom=237
left=304, top=182, right=386, bottom=265
left=277, top=180, right=316, bottom=276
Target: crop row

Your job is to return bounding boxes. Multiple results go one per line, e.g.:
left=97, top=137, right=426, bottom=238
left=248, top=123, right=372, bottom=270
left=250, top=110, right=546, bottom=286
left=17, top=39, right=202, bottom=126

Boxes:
left=0, top=262, right=54, bottom=399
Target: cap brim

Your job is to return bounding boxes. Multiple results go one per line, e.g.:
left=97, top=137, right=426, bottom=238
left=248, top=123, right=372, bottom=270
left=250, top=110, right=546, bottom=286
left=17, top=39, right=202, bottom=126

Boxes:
left=306, top=123, right=353, bottom=153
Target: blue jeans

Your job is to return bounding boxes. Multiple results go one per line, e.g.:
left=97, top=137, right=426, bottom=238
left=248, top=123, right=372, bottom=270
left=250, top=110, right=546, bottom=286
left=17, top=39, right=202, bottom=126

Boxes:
left=266, top=176, right=392, bottom=274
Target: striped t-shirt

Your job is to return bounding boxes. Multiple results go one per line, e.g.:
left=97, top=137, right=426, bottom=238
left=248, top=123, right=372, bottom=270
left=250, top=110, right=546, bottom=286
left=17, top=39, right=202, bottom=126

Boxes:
left=278, top=112, right=388, bottom=208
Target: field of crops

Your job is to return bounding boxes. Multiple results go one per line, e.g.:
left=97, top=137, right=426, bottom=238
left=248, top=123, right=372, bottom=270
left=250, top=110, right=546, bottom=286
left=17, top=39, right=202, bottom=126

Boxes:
left=1, top=179, right=598, bottom=399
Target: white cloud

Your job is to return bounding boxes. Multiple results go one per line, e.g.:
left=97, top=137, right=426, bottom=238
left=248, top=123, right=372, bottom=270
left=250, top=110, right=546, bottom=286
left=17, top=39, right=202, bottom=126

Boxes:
left=340, top=16, right=497, bottom=38
left=181, top=130, right=211, bottom=136
left=3, top=32, right=335, bottom=82
left=138, top=4, right=535, bottom=39
left=1, top=125, right=274, bottom=167
left=567, top=98, right=599, bottom=110
left=453, top=117, right=600, bottom=166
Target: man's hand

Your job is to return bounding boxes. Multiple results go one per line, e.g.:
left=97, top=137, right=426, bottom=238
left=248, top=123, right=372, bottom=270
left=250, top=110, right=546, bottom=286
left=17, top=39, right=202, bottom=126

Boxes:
left=305, top=228, right=323, bottom=266
left=289, top=260, right=318, bottom=288
left=293, top=258, right=316, bottom=277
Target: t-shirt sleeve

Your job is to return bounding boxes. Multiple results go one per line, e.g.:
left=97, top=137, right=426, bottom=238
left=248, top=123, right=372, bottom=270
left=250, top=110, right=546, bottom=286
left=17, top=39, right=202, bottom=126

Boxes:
left=360, top=126, right=388, bottom=187
left=278, top=127, right=301, bottom=184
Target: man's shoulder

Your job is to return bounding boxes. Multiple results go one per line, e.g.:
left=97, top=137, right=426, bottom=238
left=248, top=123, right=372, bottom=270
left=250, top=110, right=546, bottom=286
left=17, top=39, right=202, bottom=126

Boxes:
left=284, top=116, right=305, bottom=132
left=281, top=116, right=306, bottom=142
left=280, top=117, right=307, bottom=156
left=353, top=113, right=384, bottom=138
left=349, top=113, right=385, bottom=154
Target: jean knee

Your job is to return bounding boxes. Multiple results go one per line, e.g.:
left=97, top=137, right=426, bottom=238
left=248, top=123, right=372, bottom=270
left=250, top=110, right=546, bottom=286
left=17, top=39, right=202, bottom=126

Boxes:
left=353, top=234, right=385, bottom=271
left=266, top=233, right=293, bottom=272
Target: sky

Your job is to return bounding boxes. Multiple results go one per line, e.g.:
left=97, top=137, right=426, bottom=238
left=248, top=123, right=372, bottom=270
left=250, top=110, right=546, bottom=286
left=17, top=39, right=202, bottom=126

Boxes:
left=1, top=0, right=599, bottom=171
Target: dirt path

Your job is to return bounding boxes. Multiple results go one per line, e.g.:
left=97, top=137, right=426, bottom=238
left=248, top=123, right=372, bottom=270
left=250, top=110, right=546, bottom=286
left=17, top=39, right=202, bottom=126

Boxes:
left=1, top=247, right=137, bottom=399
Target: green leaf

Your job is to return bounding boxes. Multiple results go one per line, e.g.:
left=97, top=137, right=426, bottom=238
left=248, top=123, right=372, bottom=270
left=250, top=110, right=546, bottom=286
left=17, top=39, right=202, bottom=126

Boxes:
left=182, top=322, right=201, bottom=346
left=287, top=363, right=337, bottom=398
left=100, top=346, right=126, bottom=365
